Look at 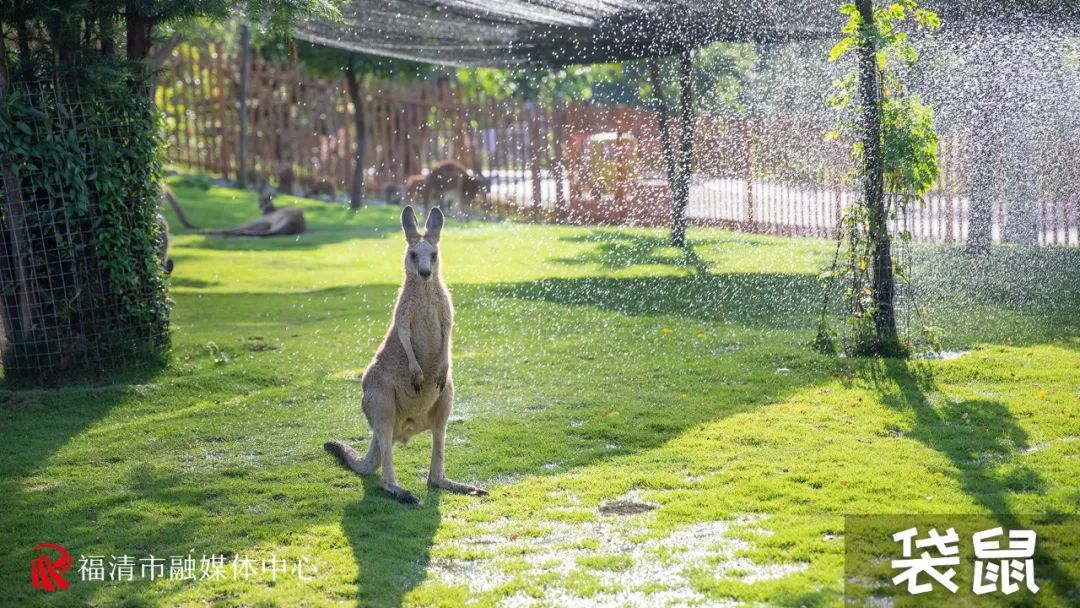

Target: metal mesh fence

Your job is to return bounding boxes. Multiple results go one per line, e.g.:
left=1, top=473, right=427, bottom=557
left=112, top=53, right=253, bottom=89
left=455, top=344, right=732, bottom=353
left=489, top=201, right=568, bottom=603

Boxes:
left=0, top=77, right=171, bottom=386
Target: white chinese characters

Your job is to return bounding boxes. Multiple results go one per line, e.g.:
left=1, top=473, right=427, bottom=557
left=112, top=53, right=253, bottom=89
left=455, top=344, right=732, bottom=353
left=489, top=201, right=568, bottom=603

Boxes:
left=891, top=526, right=961, bottom=594
left=972, top=527, right=1039, bottom=595
left=76, top=553, right=315, bottom=583
left=890, top=526, right=1039, bottom=596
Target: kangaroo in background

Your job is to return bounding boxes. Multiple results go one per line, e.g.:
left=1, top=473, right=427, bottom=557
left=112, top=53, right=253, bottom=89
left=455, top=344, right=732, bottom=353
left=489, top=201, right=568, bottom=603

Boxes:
left=325, top=206, right=487, bottom=505
left=211, top=184, right=307, bottom=237
left=404, top=160, right=489, bottom=218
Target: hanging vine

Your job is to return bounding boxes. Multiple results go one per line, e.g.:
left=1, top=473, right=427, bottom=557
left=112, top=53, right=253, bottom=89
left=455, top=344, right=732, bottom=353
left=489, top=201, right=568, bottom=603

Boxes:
left=815, top=0, right=942, bottom=357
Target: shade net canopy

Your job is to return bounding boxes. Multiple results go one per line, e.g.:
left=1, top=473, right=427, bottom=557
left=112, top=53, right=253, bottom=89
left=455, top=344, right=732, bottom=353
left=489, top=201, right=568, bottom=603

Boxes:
left=293, top=0, right=1080, bottom=67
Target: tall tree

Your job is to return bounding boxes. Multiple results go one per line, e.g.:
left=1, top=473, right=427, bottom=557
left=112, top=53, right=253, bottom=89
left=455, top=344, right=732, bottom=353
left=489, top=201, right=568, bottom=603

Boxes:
left=822, top=0, right=940, bottom=356
left=855, top=0, right=898, bottom=350
left=292, top=41, right=432, bottom=210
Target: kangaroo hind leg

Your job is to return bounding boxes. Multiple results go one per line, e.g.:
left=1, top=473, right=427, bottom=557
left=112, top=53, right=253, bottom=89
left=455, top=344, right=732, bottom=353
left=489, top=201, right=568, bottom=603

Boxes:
left=365, top=387, right=420, bottom=505
left=427, top=385, right=488, bottom=496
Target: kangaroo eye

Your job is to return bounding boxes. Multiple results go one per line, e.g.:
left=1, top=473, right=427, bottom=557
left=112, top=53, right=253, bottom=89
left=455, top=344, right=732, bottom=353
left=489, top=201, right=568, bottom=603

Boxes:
left=410, top=252, right=417, bottom=261
left=431, top=252, right=438, bottom=260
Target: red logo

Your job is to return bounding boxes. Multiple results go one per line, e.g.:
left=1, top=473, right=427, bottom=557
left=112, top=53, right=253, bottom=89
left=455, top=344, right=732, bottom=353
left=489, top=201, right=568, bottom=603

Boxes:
left=31, top=543, right=72, bottom=592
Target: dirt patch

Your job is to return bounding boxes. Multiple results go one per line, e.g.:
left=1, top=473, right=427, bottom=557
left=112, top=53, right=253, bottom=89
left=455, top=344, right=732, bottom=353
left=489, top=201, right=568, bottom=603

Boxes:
left=599, top=499, right=656, bottom=516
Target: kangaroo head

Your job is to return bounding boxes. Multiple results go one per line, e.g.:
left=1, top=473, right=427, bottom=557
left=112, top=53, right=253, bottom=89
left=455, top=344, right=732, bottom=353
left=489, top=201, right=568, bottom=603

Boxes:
left=401, top=205, right=443, bottom=282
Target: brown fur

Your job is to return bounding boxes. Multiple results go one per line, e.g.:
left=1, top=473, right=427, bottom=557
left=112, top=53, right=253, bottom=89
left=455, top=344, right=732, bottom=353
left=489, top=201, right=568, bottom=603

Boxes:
left=212, top=186, right=306, bottom=237
left=325, top=206, right=487, bottom=505
left=403, top=160, right=487, bottom=218
left=156, top=215, right=173, bottom=274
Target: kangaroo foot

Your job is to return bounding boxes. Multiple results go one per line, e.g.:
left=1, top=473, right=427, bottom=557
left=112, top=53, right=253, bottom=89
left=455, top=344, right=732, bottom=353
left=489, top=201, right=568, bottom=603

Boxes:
left=429, top=476, right=488, bottom=496
left=382, top=482, right=421, bottom=506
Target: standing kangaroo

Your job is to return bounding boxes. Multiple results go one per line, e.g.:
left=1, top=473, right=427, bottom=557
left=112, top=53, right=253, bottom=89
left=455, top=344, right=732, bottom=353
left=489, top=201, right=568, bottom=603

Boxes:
left=325, top=206, right=487, bottom=505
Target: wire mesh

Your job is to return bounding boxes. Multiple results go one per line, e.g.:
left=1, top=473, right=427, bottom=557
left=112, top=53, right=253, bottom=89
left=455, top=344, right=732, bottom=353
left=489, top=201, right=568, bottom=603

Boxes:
left=0, top=78, right=171, bottom=386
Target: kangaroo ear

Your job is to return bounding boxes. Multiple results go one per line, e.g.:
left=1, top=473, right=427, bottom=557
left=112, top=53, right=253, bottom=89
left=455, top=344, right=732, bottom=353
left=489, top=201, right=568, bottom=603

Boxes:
left=425, top=206, right=444, bottom=243
left=401, top=206, right=420, bottom=243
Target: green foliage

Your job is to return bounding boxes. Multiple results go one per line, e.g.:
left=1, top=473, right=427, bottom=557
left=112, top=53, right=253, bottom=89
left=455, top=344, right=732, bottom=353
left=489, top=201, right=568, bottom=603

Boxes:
left=0, top=60, right=171, bottom=384
left=289, top=40, right=434, bottom=82
left=454, top=44, right=756, bottom=115
left=829, top=0, right=940, bottom=198
left=456, top=64, right=625, bottom=105
left=0, top=0, right=343, bottom=63
left=818, top=0, right=941, bottom=357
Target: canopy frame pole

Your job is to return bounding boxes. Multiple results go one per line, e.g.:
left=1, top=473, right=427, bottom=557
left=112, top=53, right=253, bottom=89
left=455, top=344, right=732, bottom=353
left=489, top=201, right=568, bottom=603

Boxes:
left=672, top=47, right=695, bottom=248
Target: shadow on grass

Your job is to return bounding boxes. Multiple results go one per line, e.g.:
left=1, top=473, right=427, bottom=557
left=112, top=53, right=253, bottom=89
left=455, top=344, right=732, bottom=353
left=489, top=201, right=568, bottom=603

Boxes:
left=911, top=246, right=1080, bottom=348
left=343, top=479, right=443, bottom=608
left=867, top=359, right=1077, bottom=602
left=0, top=384, right=152, bottom=605
left=479, top=272, right=821, bottom=331
left=553, top=230, right=712, bottom=275
left=185, top=224, right=400, bottom=252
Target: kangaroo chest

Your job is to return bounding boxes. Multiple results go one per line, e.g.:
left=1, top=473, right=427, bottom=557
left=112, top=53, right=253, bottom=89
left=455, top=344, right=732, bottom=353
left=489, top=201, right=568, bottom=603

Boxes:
left=409, top=293, right=448, bottom=371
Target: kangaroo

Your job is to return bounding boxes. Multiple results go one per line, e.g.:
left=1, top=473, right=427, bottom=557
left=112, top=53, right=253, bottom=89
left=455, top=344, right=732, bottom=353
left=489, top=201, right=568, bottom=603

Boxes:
left=404, top=160, right=488, bottom=218
left=325, top=206, right=487, bottom=505
left=212, top=185, right=307, bottom=237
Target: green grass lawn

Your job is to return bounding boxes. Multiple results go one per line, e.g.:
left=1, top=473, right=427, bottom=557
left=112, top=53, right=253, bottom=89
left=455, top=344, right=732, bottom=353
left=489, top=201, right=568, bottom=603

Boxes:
left=1, top=176, right=1078, bottom=606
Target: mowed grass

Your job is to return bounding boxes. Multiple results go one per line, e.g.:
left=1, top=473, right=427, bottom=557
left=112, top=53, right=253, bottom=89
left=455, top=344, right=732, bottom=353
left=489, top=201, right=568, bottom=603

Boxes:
left=1, top=176, right=1078, bottom=607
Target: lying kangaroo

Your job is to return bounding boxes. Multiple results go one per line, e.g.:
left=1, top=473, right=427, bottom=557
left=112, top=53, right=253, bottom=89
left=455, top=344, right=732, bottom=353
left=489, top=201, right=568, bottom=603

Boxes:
left=325, top=206, right=487, bottom=504
left=404, top=160, right=488, bottom=218
left=212, top=185, right=306, bottom=237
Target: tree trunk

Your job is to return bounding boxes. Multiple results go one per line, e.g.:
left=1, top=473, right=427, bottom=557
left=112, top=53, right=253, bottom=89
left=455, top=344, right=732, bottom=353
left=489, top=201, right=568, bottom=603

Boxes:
left=1002, top=126, right=1038, bottom=245
left=0, top=41, right=36, bottom=349
left=237, top=25, right=252, bottom=188
left=124, top=1, right=152, bottom=61
left=671, top=48, right=695, bottom=249
left=856, top=0, right=900, bottom=354
left=16, top=21, right=31, bottom=56
left=345, top=56, right=366, bottom=210
left=100, top=14, right=116, bottom=56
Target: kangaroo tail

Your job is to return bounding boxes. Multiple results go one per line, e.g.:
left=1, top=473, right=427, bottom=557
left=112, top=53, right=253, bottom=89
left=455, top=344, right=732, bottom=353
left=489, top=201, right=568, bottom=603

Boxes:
left=324, top=440, right=371, bottom=474
left=162, top=186, right=198, bottom=229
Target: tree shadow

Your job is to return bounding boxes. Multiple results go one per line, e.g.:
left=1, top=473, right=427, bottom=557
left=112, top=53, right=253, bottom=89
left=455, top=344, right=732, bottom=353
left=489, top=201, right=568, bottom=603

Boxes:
left=341, top=479, right=443, bottom=608
left=478, top=272, right=821, bottom=331
left=866, top=359, right=1077, bottom=601
left=552, top=230, right=713, bottom=275
left=182, top=225, right=400, bottom=252
left=910, top=245, right=1080, bottom=348
left=0, top=384, right=151, bottom=604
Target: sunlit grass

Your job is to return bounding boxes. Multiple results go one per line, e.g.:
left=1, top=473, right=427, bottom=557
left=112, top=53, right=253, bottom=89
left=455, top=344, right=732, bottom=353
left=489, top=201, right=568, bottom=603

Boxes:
left=0, top=176, right=1076, bottom=606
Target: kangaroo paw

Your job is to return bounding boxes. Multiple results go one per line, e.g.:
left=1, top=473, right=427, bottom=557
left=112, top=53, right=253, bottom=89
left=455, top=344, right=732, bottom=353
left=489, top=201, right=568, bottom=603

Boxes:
left=409, top=367, right=424, bottom=394
left=429, top=477, right=488, bottom=497
left=383, top=483, right=421, bottom=506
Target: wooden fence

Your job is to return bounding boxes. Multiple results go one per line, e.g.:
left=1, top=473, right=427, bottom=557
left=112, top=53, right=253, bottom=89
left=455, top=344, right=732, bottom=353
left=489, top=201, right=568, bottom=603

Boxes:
left=158, top=43, right=1078, bottom=246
